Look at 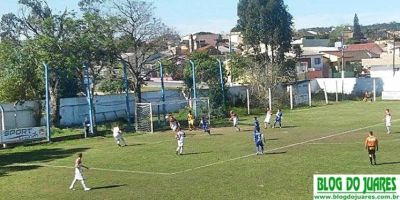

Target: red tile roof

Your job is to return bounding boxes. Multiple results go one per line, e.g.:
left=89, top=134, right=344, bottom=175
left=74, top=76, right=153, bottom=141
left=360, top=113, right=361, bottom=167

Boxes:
left=346, top=43, right=383, bottom=55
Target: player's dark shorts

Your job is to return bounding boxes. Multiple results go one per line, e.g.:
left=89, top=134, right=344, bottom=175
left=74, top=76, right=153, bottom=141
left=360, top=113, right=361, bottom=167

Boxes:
left=368, top=148, right=376, bottom=155
left=256, top=141, right=264, bottom=147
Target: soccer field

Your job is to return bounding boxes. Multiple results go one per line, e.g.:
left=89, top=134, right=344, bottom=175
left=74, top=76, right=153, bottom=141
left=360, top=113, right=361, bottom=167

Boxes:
left=1, top=101, right=399, bottom=200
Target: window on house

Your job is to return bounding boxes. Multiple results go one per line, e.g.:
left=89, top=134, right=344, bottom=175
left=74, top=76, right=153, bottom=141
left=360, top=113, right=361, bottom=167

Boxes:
left=314, top=58, right=321, bottom=65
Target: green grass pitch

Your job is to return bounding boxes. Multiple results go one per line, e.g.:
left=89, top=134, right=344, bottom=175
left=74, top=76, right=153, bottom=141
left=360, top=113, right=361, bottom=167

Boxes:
left=1, top=101, right=399, bottom=199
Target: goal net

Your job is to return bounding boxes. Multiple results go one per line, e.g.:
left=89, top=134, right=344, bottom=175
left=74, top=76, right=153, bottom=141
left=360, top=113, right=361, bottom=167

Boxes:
left=135, top=103, right=153, bottom=133
left=141, top=98, right=210, bottom=131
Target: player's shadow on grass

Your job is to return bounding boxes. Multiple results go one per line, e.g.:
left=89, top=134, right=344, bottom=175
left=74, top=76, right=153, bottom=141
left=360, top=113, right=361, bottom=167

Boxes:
left=210, top=133, right=224, bottom=136
left=265, top=151, right=287, bottom=155
left=282, top=125, right=298, bottom=129
left=376, top=161, right=400, bottom=166
left=125, top=143, right=145, bottom=146
left=182, top=151, right=212, bottom=156
left=0, top=147, right=89, bottom=177
left=266, top=138, right=279, bottom=141
left=91, top=184, right=127, bottom=190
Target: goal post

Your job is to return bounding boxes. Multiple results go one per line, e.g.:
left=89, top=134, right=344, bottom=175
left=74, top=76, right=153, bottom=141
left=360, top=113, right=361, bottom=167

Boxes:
left=152, top=97, right=211, bottom=129
left=135, top=103, right=153, bottom=133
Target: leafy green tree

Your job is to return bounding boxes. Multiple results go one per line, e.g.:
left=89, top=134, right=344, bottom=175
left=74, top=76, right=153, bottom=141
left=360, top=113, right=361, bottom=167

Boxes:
left=237, top=0, right=293, bottom=63
left=236, top=0, right=296, bottom=108
left=183, top=52, right=227, bottom=117
left=1, top=0, right=81, bottom=126
left=227, top=53, right=251, bottom=83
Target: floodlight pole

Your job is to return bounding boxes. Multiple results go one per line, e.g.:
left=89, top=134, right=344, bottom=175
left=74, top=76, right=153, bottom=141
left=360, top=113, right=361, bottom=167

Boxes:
left=158, top=61, right=166, bottom=124
left=84, top=63, right=95, bottom=136
left=217, top=59, right=226, bottom=106
left=43, top=63, right=51, bottom=142
left=189, top=60, right=197, bottom=117
left=122, top=60, right=132, bottom=130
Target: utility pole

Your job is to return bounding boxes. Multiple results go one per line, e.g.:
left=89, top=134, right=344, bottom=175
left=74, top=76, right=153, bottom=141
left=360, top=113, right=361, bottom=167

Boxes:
left=189, top=60, right=197, bottom=117
left=84, top=63, right=95, bottom=136
left=43, top=63, right=51, bottom=142
left=158, top=61, right=166, bottom=123
left=341, top=32, right=345, bottom=79
left=393, top=32, right=396, bottom=77
left=122, top=60, right=132, bottom=130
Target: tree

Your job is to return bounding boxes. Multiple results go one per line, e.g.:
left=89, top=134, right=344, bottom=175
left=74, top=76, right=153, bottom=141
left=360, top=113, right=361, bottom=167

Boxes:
left=236, top=0, right=296, bottom=108
left=353, top=13, right=363, bottom=43
left=237, top=0, right=293, bottom=64
left=183, top=52, right=227, bottom=117
left=0, top=0, right=81, bottom=127
left=112, top=0, right=178, bottom=103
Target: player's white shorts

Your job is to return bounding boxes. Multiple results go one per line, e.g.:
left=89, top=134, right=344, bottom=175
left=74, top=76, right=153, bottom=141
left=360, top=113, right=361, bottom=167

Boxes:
left=264, top=115, right=271, bottom=123
left=386, top=122, right=391, bottom=127
left=233, top=118, right=238, bottom=126
left=113, top=134, right=122, bottom=140
left=74, top=168, right=84, bottom=180
left=171, top=125, right=178, bottom=131
left=177, top=140, right=184, bottom=147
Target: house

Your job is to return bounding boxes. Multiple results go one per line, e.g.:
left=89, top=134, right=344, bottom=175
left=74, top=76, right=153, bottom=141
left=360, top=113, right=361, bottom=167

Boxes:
left=195, top=44, right=221, bottom=55
left=321, top=43, right=383, bottom=77
left=362, top=53, right=400, bottom=78
left=294, top=47, right=336, bottom=79
left=180, top=32, right=220, bottom=53
left=345, top=43, right=384, bottom=55
left=291, top=38, right=330, bottom=48
left=289, top=47, right=338, bottom=79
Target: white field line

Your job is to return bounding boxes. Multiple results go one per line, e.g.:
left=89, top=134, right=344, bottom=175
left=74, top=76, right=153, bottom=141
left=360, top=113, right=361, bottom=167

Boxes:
left=9, top=163, right=173, bottom=176
left=8, top=120, right=398, bottom=176
left=171, top=119, right=400, bottom=175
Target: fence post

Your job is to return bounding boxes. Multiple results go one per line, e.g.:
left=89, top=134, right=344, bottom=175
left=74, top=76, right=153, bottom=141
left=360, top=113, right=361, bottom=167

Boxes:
left=335, top=79, right=338, bottom=102
left=308, top=81, right=312, bottom=107
left=289, top=85, right=293, bottom=110
left=373, top=78, right=376, bottom=102
left=247, top=89, right=250, bottom=115
left=268, top=88, right=272, bottom=110
left=0, top=105, right=5, bottom=148
left=324, top=81, right=329, bottom=105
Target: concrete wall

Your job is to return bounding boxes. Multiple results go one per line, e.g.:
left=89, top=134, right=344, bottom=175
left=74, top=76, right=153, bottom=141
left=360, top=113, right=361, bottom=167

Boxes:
left=58, top=94, right=135, bottom=127
left=312, top=78, right=389, bottom=96
left=0, top=101, right=39, bottom=130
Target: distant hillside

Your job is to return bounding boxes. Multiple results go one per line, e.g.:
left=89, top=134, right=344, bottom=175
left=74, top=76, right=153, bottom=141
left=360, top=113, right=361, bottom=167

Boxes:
left=298, top=22, right=400, bottom=40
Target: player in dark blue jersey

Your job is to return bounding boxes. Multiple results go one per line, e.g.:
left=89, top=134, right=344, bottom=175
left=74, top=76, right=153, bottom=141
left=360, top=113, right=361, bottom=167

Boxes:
left=254, top=131, right=265, bottom=155
left=254, top=117, right=260, bottom=133
left=273, top=109, right=283, bottom=128
left=200, top=115, right=211, bottom=135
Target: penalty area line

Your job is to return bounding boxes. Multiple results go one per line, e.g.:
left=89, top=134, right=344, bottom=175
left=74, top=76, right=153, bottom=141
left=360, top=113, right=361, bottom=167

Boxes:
left=172, top=120, right=398, bottom=175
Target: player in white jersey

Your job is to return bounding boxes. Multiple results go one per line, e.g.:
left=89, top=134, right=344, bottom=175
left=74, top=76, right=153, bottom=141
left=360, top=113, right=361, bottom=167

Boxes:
left=175, top=127, right=185, bottom=155
left=69, top=153, right=91, bottom=191
left=168, top=113, right=180, bottom=132
left=384, top=109, right=392, bottom=134
left=229, top=110, right=240, bottom=131
left=264, top=108, right=272, bottom=129
left=113, top=126, right=127, bottom=147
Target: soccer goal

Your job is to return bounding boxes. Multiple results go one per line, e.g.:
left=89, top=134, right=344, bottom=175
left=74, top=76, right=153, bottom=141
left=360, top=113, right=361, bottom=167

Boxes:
left=135, top=98, right=210, bottom=131
left=135, top=103, right=153, bottom=133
